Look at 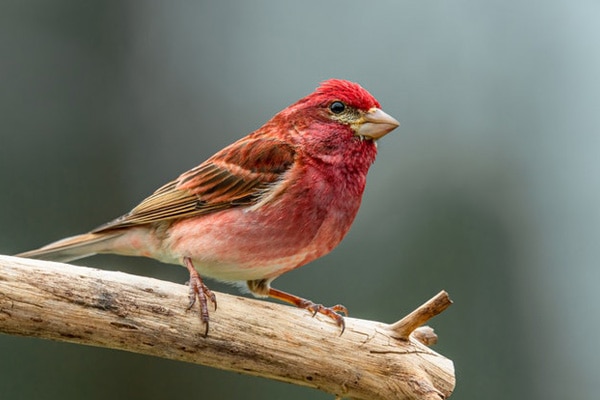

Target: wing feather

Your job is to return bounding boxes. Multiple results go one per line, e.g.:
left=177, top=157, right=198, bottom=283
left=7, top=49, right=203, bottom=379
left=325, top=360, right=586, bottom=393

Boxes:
left=93, top=137, right=296, bottom=233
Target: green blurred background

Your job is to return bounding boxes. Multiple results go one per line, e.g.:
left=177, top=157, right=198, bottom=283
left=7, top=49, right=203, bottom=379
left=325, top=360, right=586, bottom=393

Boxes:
left=1, top=1, right=598, bottom=399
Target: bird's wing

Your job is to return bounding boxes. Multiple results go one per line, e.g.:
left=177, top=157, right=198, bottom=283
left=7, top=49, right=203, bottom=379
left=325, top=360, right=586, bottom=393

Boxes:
left=93, top=137, right=296, bottom=232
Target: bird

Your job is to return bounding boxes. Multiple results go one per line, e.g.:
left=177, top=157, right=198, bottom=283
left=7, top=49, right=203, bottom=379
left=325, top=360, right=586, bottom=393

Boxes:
left=16, top=79, right=399, bottom=336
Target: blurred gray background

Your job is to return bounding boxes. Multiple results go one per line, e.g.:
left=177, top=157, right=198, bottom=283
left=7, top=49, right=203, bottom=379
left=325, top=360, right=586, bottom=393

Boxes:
left=1, top=1, right=599, bottom=399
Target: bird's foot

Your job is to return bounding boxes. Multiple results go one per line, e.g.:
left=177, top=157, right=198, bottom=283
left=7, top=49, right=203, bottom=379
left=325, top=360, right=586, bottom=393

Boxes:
left=184, top=257, right=217, bottom=337
left=267, top=287, right=348, bottom=334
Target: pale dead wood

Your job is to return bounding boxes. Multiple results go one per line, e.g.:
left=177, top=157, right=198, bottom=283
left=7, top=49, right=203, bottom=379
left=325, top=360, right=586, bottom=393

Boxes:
left=390, top=291, right=453, bottom=340
left=0, top=255, right=455, bottom=399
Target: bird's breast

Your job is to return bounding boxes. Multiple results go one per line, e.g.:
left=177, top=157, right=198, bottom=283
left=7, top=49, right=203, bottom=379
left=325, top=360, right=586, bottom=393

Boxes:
left=162, top=161, right=366, bottom=282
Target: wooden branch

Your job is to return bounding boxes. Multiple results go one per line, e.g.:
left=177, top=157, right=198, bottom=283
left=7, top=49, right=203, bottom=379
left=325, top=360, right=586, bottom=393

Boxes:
left=0, top=255, right=455, bottom=399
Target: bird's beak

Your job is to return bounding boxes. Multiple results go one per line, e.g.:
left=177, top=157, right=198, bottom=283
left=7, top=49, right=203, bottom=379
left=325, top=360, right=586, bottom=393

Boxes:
left=356, top=108, right=400, bottom=140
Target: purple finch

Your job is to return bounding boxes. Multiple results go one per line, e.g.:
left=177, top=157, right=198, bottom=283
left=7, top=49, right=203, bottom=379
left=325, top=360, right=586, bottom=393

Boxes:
left=17, top=79, right=399, bottom=335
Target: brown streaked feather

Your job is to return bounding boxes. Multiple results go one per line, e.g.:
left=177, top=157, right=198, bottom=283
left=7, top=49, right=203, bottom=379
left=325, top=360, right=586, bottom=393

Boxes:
left=93, top=137, right=296, bottom=233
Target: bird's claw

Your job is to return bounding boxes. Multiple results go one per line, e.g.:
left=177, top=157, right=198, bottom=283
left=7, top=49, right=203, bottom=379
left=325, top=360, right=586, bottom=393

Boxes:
left=301, top=300, right=348, bottom=334
left=265, top=287, right=349, bottom=334
left=184, top=257, right=217, bottom=337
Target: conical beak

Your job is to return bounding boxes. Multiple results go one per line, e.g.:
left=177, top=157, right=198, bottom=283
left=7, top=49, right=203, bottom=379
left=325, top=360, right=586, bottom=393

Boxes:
left=356, top=108, right=400, bottom=140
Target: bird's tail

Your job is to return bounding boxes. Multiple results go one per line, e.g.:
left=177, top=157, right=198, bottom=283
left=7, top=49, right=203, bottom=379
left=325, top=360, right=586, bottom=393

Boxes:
left=16, top=232, right=123, bottom=263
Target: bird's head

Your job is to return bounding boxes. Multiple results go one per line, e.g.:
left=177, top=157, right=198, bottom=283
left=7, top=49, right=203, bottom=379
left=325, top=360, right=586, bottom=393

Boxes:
left=293, top=79, right=400, bottom=141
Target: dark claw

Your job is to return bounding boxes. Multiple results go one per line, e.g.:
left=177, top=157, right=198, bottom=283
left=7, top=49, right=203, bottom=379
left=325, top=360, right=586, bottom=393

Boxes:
left=309, top=304, right=321, bottom=317
left=337, top=317, right=346, bottom=335
left=209, top=292, right=217, bottom=311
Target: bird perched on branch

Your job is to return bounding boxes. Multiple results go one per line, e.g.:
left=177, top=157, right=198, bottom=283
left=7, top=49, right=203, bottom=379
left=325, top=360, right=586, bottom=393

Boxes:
left=17, top=79, right=399, bottom=336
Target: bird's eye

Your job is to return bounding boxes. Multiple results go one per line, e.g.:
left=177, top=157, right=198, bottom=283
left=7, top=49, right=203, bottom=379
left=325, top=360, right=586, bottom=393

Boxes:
left=329, top=101, right=346, bottom=114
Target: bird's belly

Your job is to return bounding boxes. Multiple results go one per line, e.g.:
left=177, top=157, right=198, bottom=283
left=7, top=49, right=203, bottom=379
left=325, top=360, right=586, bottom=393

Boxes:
left=188, top=252, right=312, bottom=282
left=162, top=207, right=335, bottom=282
